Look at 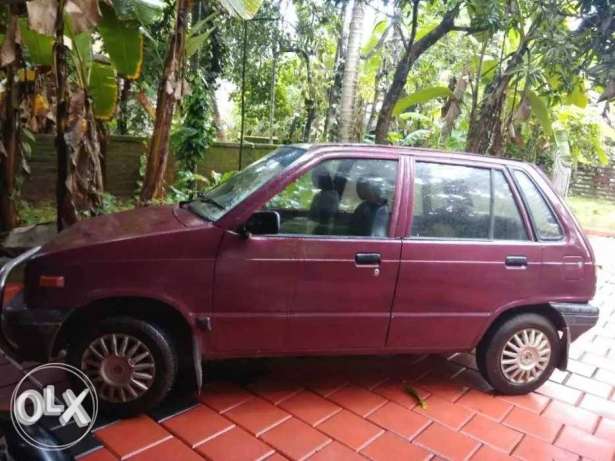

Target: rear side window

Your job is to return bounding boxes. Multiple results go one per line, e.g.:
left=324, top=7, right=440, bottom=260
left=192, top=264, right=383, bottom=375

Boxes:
left=513, top=171, right=563, bottom=240
left=493, top=171, right=528, bottom=240
left=411, top=162, right=528, bottom=240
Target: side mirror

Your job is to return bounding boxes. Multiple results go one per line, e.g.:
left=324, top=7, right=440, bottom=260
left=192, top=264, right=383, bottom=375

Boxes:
left=242, top=210, right=280, bottom=236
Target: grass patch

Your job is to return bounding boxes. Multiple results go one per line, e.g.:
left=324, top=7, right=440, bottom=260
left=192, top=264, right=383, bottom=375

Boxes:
left=567, top=196, right=615, bottom=233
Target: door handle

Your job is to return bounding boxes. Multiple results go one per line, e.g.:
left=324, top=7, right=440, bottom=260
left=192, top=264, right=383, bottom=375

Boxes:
left=355, top=253, right=381, bottom=266
left=505, top=256, right=528, bottom=267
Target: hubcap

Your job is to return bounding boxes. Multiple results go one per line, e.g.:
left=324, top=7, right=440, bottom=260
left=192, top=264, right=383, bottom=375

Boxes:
left=500, top=328, right=551, bottom=384
left=81, top=334, right=156, bottom=403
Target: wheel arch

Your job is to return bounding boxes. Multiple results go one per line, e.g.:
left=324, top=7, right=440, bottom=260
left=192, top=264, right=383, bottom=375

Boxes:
left=52, top=296, right=202, bottom=386
left=476, top=303, right=568, bottom=369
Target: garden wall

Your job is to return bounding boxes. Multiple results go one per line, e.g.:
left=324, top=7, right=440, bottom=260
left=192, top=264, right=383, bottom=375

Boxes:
left=22, top=135, right=277, bottom=201
left=570, top=160, right=615, bottom=201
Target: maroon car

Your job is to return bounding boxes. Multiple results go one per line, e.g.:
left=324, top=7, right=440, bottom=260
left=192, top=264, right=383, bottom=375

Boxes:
left=0, top=144, right=598, bottom=415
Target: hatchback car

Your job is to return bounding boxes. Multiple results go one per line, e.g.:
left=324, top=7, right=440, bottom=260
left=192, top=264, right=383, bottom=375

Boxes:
left=0, top=144, right=599, bottom=415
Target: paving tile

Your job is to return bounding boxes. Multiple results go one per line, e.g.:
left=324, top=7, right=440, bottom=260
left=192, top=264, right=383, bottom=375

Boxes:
left=594, top=417, right=615, bottom=441
left=327, top=385, right=387, bottom=417
left=567, top=359, right=597, bottom=377
left=78, top=447, right=118, bottom=461
left=536, top=380, right=583, bottom=405
left=579, top=393, right=615, bottom=420
left=414, top=375, right=469, bottom=402
left=452, top=369, right=493, bottom=393
left=225, top=397, right=291, bottom=436
left=279, top=391, right=341, bottom=426
left=542, top=400, right=600, bottom=434
left=247, top=377, right=303, bottom=405
left=128, top=437, right=203, bottom=461
left=305, top=375, right=348, bottom=398
left=414, top=394, right=475, bottom=430
left=195, top=425, right=274, bottom=461
left=161, top=404, right=234, bottom=447
left=503, top=406, right=562, bottom=443
left=94, top=415, right=172, bottom=459
left=360, top=431, right=431, bottom=461
left=497, top=392, right=550, bottom=413
left=555, top=425, right=615, bottom=461
left=367, top=401, right=430, bottom=439
left=513, top=435, right=579, bottom=461
left=199, top=381, right=254, bottom=413
left=266, top=454, right=289, bottom=461
left=469, top=445, right=517, bottom=461
left=566, top=373, right=613, bottom=398
left=371, top=380, right=429, bottom=410
left=582, top=352, right=615, bottom=373
left=461, top=414, right=523, bottom=453
left=316, top=409, right=383, bottom=451
left=306, top=441, right=365, bottom=461
left=414, top=422, right=480, bottom=461
left=457, top=390, right=513, bottom=422
left=549, top=369, right=570, bottom=384
left=594, top=368, right=615, bottom=386
left=260, top=418, right=330, bottom=461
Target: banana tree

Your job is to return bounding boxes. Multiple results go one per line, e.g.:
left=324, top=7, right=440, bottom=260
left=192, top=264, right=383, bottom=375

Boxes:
left=140, top=0, right=264, bottom=203
left=20, top=0, right=161, bottom=229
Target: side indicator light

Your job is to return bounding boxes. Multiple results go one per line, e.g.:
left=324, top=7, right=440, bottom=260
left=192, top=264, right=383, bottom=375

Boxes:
left=39, top=276, right=65, bottom=288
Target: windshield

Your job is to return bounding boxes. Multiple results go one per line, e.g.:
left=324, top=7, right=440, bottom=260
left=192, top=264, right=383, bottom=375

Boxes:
left=188, top=146, right=307, bottom=221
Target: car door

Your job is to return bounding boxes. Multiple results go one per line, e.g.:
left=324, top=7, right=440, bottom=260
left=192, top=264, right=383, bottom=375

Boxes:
left=262, top=154, right=404, bottom=351
left=387, top=158, right=541, bottom=351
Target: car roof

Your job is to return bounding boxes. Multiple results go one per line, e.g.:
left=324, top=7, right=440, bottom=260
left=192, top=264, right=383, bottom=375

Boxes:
left=296, top=143, right=531, bottom=169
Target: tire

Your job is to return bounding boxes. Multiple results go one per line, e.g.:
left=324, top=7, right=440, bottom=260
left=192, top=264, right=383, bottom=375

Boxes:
left=67, top=317, right=178, bottom=417
left=476, top=313, right=559, bottom=395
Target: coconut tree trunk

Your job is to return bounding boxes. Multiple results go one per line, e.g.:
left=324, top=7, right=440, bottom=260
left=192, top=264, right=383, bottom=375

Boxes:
left=323, top=1, right=350, bottom=141
left=0, top=7, right=21, bottom=232
left=374, top=2, right=460, bottom=144
left=140, top=0, right=191, bottom=204
left=338, top=0, right=364, bottom=142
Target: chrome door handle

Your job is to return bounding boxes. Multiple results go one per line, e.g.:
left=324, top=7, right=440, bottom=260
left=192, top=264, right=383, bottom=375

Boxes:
left=505, top=256, right=528, bottom=267
left=355, top=253, right=381, bottom=265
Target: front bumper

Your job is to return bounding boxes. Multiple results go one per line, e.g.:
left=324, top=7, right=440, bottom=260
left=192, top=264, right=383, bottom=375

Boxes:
left=0, top=246, right=64, bottom=362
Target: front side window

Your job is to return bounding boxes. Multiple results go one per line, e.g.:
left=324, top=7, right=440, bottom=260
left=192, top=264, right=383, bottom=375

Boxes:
left=264, top=158, right=398, bottom=237
left=514, top=170, right=563, bottom=240
left=411, top=162, right=529, bottom=241
left=188, top=146, right=306, bottom=221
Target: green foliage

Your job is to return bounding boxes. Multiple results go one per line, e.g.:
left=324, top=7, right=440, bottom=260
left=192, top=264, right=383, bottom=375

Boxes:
left=90, top=61, right=119, bottom=120
left=99, top=3, right=144, bottom=79
left=172, top=71, right=217, bottom=174
left=393, top=87, right=454, bottom=116
left=167, top=170, right=238, bottom=202
left=527, top=91, right=554, bottom=139
left=18, top=19, right=53, bottom=66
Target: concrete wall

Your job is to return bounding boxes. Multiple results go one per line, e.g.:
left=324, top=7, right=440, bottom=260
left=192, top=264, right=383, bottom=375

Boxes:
left=22, top=135, right=278, bottom=201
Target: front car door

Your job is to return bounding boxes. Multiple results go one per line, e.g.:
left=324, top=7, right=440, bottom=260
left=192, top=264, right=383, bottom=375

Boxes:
left=388, top=157, right=541, bottom=351
left=262, top=152, right=404, bottom=351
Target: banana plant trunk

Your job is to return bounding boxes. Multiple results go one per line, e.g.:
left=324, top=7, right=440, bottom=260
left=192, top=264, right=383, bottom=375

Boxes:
left=140, top=0, right=191, bottom=204
left=55, top=0, right=104, bottom=230
left=0, top=8, right=21, bottom=232
left=338, top=0, right=364, bottom=142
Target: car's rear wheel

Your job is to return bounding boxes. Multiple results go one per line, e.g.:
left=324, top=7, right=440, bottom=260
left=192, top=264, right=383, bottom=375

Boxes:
left=476, top=313, right=559, bottom=394
left=67, top=317, right=177, bottom=417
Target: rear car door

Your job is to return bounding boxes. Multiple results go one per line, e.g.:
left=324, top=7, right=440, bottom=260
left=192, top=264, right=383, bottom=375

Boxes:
left=388, top=158, right=541, bottom=351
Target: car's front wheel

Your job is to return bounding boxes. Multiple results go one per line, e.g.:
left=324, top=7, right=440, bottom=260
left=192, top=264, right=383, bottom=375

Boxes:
left=67, top=317, right=178, bottom=417
left=476, top=313, right=559, bottom=394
